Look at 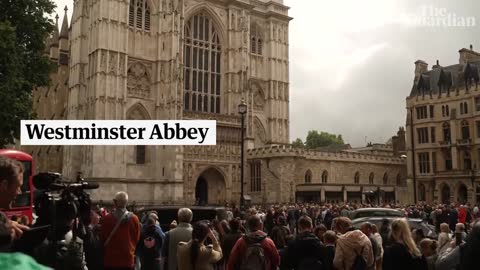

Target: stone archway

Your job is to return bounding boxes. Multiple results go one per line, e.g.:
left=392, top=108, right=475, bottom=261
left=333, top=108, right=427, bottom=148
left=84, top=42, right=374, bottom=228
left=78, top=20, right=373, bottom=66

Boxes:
left=458, top=184, right=468, bottom=204
left=194, top=167, right=226, bottom=206
left=441, top=184, right=451, bottom=204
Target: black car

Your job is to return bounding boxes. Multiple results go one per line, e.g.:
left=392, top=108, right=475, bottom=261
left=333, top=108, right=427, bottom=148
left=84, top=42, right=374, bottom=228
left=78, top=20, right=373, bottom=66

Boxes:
left=137, top=206, right=227, bottom=232
left=351, top=217, right=437, bottom=239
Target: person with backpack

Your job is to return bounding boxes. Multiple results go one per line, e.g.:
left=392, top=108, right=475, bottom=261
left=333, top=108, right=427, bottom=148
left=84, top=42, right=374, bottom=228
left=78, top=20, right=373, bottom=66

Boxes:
left=382, top=219, right=427, bottom=270
left=221, top=218, right=243, bottom=265
left=333, top=217, right=373, bottom=270
left=100, top=191, right=141, bottom=270
left=270, top=216, right=290, bottom=249
left=138, top=217, right=164, bottom=270
left=226, top=215, right=280, bottom=270
left=177, top=221, right=222, bottom=270
left=283, top=215, right=324, bottom=270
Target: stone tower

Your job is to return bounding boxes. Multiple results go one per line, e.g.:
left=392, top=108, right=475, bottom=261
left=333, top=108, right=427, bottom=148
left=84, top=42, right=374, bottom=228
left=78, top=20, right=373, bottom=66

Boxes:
left=59, top=0, right=291, bottom=205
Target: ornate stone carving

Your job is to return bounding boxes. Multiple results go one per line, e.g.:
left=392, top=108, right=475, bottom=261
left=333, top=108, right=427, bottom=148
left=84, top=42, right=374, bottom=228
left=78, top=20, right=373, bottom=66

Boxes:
left=127, top=63, right=151, bottom=99
left=109, top=52, right=117, bottom=74
left=100, top=50, right=107, bottom=71
left=119, top=54, right=126, bottom=76
left=253, top=87, right=265, bottom=111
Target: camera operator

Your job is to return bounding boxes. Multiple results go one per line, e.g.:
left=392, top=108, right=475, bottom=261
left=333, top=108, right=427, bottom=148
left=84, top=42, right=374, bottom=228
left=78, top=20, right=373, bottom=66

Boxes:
left=0, top=156, right=29, bottom=241
left=34, top=196, right=88, bottom=270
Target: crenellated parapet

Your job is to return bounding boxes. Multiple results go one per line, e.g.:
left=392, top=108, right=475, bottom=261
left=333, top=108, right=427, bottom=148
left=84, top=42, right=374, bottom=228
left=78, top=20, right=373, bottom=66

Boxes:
left=247, top=145, right=406, bottom=165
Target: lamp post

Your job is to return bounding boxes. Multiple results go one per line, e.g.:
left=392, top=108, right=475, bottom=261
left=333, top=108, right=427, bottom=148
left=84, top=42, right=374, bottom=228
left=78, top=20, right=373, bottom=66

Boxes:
left=238, top=99, right=247, bottom=210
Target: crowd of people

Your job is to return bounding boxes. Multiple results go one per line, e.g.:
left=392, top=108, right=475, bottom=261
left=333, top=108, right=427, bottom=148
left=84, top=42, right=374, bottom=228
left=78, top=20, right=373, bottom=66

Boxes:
left=2, top=155, right=480, bottom=270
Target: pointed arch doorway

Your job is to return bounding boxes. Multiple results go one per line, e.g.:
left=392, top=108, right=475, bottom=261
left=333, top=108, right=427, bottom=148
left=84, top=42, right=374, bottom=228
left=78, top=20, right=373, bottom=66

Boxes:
left=194, top=167, right=226, bottom=206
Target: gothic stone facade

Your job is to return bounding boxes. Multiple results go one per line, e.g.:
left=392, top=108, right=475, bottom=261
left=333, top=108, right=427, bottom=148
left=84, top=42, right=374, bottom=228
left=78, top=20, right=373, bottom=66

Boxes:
left=31, top=0, right=291, bottom=205
left=30, top=0, right=409, bottom=206
left=246, top=145, right=409, bottom=206
left=406, top=46, right=480, bottom=205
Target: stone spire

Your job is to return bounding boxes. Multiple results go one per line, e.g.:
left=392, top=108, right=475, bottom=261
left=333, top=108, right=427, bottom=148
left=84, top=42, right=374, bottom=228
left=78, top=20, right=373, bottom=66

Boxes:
left=51, top=14, right=60, bottom=46
left=59, top=6, right=69, bottom=39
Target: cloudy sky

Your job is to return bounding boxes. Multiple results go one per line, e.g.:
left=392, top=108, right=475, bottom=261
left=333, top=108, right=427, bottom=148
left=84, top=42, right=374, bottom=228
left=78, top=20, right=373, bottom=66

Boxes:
left=53, top=0, right=480, bottom=146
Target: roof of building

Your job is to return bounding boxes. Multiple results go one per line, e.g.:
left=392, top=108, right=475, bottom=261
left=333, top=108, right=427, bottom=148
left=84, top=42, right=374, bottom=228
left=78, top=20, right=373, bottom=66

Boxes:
left=409, top=57, right=480, bottom=97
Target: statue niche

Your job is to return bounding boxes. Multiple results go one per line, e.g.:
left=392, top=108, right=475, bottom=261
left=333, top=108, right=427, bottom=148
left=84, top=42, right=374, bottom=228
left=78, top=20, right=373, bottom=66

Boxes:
left=252, top=85, right=265, bottom=111
left=127, top=62, right=151, bottom=99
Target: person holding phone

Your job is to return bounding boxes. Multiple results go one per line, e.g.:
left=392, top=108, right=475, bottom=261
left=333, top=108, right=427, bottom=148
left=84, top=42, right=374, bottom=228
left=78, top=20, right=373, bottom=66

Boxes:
left=177, top=221, right=223, bottom=270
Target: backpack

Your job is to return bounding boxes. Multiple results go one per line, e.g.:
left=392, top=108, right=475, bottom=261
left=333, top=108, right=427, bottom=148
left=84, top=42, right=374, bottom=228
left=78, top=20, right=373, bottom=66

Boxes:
left=144, top=236, right=156, bottom=249
left=351, top=247, right=367, bottom=270
left=239, top=235, right=267, bottom=270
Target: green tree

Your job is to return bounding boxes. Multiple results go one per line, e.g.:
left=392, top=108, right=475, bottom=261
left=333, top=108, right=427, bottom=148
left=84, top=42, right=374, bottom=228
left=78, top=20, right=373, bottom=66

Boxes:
left=0, top=0, right=56, bottom=147
left=292, top=138, right=304, bottom=148
left=305, top=130, right=345, bottom=149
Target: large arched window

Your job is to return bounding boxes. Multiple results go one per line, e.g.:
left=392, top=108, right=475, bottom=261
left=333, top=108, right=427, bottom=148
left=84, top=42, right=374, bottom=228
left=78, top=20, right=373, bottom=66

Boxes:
left=322, top=170, right=328, bottom=184
left=383, top=173, right=388, bottom=185
left=184, top=12, right=221, bottom=114
left=369, top=172, right=374, bottom=184
left=129, top=0, right=151, bottom=31
left=354, top=172, right=360, bottom=184
left=251, top=23, right=263, bottom=55
left=305, top=170, right=312, bottom=184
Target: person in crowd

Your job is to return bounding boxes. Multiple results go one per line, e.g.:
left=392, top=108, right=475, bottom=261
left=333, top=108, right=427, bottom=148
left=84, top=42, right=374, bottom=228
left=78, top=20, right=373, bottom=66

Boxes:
left=79, top=208, right=102, bottom=270
left=457, top=206, right=466, bottom=225
left=0, top=157, right=29, bottom=241
left=100, top=191, right=141, bottom=270
left=452, top=223, right=466, bottom=244
left=137, top=217, right=164, bottom=270
left=360, top=222, right=379, bottom=270
left=227, top=215, right=280, bottom=270
left=283, top=216, right=324, bottom=269
left=382, top=219, right=427, bottom=270
left=264, top=208, right=275, bottom=236
left=18, top=215, right=29, bottom=226
left=177, top=221, right=222, bottom=270
left=437, top=223, right=450, bottom=253
left=447, top=206, right=458, bottom=232
left=270, top=215, right=291, bottom=249
left=379, top=218, right=391, bottom=249
left=314, top=224, right=327, bottom=243
left=333, top=217, right=374, bottom=270
left=371, top=224, right=384, bottom=270
left=419, top=239, right=438, bottom=270
left=221, top=218, right=243, bottom=265
left=458, top=220, right=480, bottom=270
left=163, top=208, right=193, bottom=270
left=323, top=230, right=337, bottom=270
left=413, top=229, right=426, bottom=248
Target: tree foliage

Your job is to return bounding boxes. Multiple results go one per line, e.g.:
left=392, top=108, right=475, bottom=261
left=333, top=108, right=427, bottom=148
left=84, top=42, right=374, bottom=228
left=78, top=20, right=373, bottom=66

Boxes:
left=305, top=130, right=345, bottom=149
left=292, top=138, right=304, bottom=148
left=0, top=0, right=56, bottom=147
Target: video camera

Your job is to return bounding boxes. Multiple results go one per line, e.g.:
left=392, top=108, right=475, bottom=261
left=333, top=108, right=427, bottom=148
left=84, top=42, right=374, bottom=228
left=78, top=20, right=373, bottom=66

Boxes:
left=32, top=172, right=99, bottom=227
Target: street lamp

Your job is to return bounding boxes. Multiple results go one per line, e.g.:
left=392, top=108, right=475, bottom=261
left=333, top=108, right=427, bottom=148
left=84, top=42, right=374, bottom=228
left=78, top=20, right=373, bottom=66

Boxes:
left=238, top=99, right=247, bottom=210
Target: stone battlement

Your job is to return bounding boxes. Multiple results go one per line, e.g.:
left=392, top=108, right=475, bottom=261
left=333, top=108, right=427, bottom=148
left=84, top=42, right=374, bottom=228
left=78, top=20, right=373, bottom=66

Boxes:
left=247, top=145, right=406, bottom=164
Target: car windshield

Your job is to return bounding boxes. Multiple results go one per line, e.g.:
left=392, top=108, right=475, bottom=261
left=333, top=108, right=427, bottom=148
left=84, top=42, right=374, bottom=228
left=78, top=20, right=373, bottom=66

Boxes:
left=11, top=160, right=31, bottom=208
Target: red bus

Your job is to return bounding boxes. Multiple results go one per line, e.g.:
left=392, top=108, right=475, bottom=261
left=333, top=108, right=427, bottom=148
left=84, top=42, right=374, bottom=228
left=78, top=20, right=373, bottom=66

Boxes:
left=0, top=149, right=34, bottom=224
